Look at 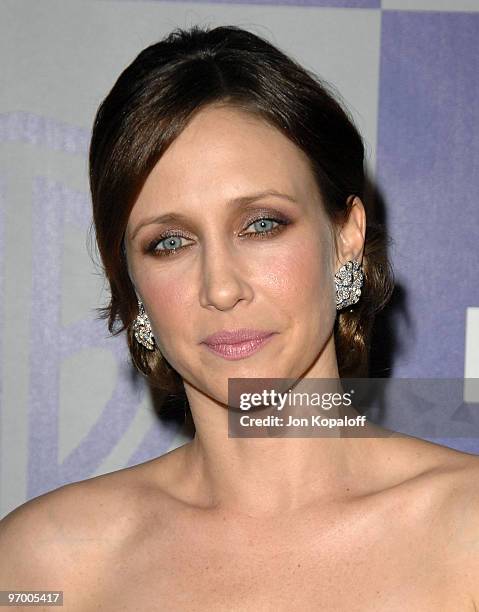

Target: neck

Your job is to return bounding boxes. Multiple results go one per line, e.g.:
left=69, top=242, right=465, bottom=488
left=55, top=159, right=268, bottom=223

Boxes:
left=178, top=352, right=383, bottom=518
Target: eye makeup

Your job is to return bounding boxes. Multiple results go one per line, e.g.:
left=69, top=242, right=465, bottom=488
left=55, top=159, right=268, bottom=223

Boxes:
left=142, top=208, right=293, bottom=258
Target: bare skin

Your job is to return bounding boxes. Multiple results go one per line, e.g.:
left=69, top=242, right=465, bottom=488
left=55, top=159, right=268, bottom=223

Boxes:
left=1, top=104, right=478, bottom=609
left=1, top=433, right=479, bottom=611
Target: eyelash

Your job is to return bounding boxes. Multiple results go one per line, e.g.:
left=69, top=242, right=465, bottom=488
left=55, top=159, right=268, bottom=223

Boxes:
left=145, top=216, right=290, bottom=258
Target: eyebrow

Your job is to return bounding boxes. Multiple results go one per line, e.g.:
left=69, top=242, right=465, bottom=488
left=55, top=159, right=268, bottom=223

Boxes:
left=128, top=189, right=298, bottom=241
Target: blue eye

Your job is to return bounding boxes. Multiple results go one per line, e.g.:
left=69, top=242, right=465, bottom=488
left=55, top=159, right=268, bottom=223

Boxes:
left=240, top=216, right=289, bottom=240
left=147, top=235, right=194, bottom=257
left=248, top=218, right=277, bottom=233
left=159, top=236, right=183, bottom=251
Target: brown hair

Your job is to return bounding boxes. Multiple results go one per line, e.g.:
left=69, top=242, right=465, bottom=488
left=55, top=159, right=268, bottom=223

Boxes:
left=89, top=24, right=394, bottom=408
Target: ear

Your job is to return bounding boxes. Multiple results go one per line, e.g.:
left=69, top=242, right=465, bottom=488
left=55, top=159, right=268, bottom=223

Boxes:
left=333, top=195, right=366, bottom=270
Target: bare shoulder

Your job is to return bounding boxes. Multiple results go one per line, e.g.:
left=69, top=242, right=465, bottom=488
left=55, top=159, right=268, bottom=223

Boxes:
left=0, top=453, right=177, bottom=606
left=0, top=474, right=128, bottom=589
left=395, top=436, right=479, bottom=605
left=391, top=434, right=479, bottom=507
left=431, top=443, right=479, bottom=598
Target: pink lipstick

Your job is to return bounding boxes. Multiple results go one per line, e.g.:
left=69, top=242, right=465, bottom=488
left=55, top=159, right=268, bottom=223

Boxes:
left=201, top=329, right=276, bottom=361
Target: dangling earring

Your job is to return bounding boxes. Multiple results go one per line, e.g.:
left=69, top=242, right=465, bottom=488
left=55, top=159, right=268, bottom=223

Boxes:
left=334, top=259, right=364, bottom=310
left=132, top=299, right=155, bottom=350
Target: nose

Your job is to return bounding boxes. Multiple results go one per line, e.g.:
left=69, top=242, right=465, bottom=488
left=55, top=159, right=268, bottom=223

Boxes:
left=198, top=240, right=253, bottom=311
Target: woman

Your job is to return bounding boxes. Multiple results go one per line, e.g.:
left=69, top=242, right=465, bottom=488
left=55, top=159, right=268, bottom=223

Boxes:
left=1, top=24, right=479, bottom=611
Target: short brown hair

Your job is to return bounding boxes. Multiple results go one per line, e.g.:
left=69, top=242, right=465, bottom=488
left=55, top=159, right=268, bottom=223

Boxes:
left=89, top=24, right=394, bottom=404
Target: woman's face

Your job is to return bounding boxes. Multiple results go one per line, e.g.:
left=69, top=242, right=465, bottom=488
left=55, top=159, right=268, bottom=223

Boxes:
left=125, top=104, right=339, bottom=403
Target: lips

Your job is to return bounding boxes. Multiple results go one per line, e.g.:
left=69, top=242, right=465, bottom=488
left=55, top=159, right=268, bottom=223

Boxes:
left=202, top=328, right=275, bottom=346
left=201, top=331, right=276, bottom=361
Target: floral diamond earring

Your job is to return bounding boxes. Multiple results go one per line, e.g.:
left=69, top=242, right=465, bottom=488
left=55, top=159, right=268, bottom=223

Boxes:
left=132, top=299, right=155, bottom=350
left=334, top=259, right=364, bottom=310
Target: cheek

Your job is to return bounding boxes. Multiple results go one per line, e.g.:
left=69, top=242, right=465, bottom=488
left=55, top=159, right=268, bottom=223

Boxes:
left=257, top=238, right=334, bottom=306
left=138, top=271, right=190, bottom=340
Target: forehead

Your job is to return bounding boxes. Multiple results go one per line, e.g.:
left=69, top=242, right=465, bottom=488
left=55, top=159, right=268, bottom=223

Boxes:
left=127, top=104, right=321, bottom=225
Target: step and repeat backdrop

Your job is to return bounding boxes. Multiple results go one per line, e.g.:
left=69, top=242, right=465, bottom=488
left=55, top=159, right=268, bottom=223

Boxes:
left=1, top=0, right=478, bottom=517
